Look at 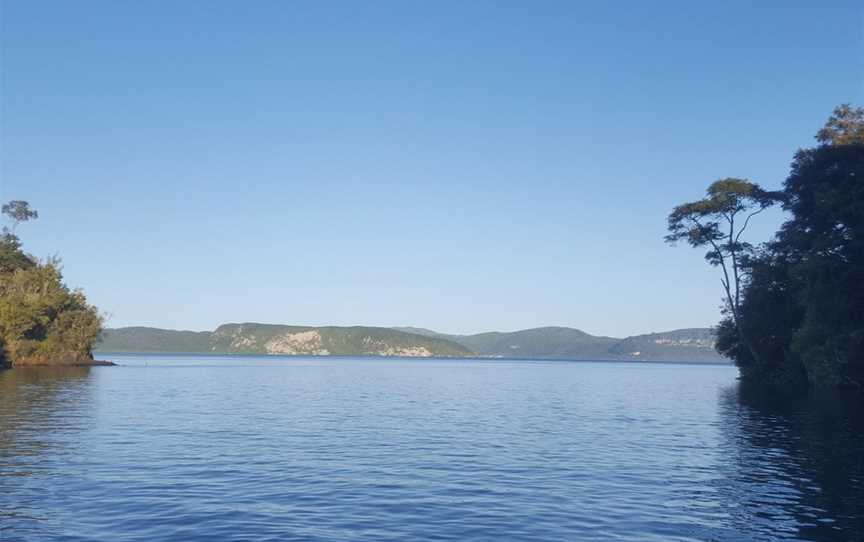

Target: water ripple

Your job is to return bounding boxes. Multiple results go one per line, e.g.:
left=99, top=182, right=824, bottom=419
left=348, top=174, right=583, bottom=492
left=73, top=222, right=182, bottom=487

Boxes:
left=1, top=357, right=862, bottom=541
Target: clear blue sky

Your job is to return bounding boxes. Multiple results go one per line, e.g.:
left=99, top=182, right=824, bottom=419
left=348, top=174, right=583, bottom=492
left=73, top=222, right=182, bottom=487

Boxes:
left=1, top=1, right=862, bottom=336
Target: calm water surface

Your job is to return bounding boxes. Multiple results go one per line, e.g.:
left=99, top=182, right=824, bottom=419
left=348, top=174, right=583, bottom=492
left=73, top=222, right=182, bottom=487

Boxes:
left=1, top=356, right=862, bottom=541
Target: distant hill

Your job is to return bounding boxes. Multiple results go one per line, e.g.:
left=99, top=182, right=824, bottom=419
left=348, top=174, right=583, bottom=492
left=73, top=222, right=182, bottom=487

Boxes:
left=98, top=324, right=471, bottom=358
left=393, top=326, right=725, bottom=362
left=99, top=323, right=727, bottom=362
left=439, top=327, right=618, bottom=360
left=97, top=327, right=213, bottom=353
left=606, top=328, right=719, bottom=361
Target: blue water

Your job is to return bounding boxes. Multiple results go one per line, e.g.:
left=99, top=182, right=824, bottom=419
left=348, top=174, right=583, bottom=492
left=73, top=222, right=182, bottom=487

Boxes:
left=1, top=356, right=862, bottom=541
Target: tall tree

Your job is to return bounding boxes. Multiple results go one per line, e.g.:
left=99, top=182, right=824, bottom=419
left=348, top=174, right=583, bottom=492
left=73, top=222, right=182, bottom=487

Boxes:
left=2, top=200, right=38, bottom=236
left=666, top=179, right=782, bottom=361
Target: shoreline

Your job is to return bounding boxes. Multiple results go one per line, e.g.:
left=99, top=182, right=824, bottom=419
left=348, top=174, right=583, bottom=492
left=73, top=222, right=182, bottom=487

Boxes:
left=1, top=359, right=117, bottom=369
left=95, top=351, right=733, bottom=365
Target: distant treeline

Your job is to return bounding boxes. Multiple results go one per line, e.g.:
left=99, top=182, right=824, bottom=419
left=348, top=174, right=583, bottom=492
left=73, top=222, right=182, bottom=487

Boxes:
left=0, top=202, right=102, bottom=367
left=668, top=105, right=863, bottom=390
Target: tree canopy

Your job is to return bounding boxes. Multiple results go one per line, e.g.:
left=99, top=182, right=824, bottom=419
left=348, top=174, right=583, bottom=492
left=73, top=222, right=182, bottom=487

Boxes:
left=816, top=103, right=864, bottom=145
left=2, top=200, right=38, bottom=235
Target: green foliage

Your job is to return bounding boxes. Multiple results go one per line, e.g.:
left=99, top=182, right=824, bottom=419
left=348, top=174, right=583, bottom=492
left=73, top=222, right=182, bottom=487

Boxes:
left=816, top=104, right=864, bottom=145
left=0, top=261, right=103, bottom=365
left=0, top=200, right=38, bottom=273
left=666, top=178, right=783, bottom=277
left=0, top=235, right=36, bottom=273
left=666, top=178, right=781, bottom=258
left=0, top=201, right=102, bottom=367
left=710, top=106, right=864, bottom=390
left=780, top=143, right=864, bottom=388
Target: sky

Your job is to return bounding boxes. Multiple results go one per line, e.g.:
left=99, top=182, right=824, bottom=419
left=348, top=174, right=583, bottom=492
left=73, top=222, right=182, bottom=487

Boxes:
left=1, top=0, right=862, bottom=337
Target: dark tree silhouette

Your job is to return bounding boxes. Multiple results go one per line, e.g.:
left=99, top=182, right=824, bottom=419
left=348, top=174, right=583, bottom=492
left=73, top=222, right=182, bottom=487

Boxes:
left=705, top=105, right=864, bottom=390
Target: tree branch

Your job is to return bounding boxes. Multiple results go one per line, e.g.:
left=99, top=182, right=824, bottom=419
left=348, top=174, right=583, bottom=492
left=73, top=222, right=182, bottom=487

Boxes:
left=734, top=207, right=766, bottom=244
left=691, top=216, right=737, bottom=319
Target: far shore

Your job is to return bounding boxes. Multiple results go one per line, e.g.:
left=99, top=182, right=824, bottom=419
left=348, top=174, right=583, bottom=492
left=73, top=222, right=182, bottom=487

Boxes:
left=94, top=351, right=733, bottom=365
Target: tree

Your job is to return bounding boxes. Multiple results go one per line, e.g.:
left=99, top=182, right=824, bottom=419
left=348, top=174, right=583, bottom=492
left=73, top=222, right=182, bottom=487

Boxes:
left=0, top=236, right=35, bottom=274
left=714, top=245, right=806, bottom=386
left=778, top=143, right=864, bottom=388
left=816, top=104, right=864, bottom=145
left=666, top=179, right=783, bottom=362
left=2, top=200, right=38, bottom=236
left=0, top=260, right=102, bottom=365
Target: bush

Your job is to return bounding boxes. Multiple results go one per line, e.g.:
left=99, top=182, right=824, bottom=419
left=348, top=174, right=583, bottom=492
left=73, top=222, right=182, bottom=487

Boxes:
left=0, top=257, right=102, bottom=367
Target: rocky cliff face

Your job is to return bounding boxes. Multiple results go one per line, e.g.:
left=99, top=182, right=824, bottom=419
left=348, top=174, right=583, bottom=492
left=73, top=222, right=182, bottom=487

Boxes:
left=263, top=330, right=330, bottom=355
left=211, top=324, right=469, bottom=357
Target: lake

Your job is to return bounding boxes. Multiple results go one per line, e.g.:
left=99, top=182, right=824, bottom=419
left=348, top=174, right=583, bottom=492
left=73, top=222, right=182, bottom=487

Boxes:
left=1, top=356, right=862, bottom=541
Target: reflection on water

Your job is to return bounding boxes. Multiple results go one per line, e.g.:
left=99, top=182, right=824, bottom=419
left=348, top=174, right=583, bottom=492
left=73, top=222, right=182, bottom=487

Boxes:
left=0, top=359, right=862, bottom=541
left=718, top=384, right=864, bottom=541
left=0, top=367, right=95, bottom=538
left=0, top=367, right=93, bottom=458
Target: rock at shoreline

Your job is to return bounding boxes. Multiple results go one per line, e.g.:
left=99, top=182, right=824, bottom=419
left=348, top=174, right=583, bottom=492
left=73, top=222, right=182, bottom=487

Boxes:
left=84, top=360, right=116, bottom=366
